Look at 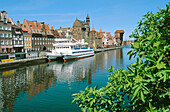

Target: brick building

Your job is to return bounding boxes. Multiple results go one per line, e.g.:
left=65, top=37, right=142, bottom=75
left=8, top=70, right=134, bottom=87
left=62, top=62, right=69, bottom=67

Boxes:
left=56, top=27, right=73, bottom=38
left=114, top=30, right=124, bottom=46
left=72, top=15, right=90, bottom=41
left=89, top=27, right=103, bottom=49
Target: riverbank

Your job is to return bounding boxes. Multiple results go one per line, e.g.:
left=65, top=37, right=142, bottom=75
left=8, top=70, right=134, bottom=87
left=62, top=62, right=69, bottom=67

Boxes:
left=0, top=57, right=47, bottom=70
left=0, top=46, right=124, bottom=70
left=94, top=46, right=124, bottom=53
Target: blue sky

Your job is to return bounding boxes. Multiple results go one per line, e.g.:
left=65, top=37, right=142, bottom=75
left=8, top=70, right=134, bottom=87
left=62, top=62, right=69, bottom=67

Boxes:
left=1, top=0, right=169, bottom=40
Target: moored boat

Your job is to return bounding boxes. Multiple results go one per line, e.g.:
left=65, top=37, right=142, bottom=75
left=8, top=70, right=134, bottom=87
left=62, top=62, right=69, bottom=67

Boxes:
left=46, top=38, right=94, bottom=62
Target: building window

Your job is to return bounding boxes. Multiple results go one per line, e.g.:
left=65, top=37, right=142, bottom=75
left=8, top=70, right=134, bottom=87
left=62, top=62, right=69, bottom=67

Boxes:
left=4, top=26, right=7, bottom=30
left=0, top=26, right=2, bottom=30
left=8, top=27, right=11, bottom=30
left=5, top=41, right=7, bottom=45
left=0, top=33, right=3, bottom=37
left=13, top=35, right=15, bottom=38
left=8, top=41, right=11, bottom=45
left=8, top=34, right=11, bottom=37
left=1, top=40, right=4, bottom=45
left=4, top=33, right=7, bottom=37
left=24, top=25, right=26, bottom=28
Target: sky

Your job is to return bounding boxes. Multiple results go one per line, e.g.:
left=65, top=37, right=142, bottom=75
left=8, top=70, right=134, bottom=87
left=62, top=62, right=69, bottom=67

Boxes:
left=0, top=0, right=169, bottom=40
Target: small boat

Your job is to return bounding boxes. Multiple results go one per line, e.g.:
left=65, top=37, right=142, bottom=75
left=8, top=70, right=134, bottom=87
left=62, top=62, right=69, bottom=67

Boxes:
left=46, top=38, right=94, bottom=62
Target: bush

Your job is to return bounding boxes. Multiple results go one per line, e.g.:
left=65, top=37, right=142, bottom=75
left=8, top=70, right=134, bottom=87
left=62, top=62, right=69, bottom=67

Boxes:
left=72, top=3, right=170, bottom=112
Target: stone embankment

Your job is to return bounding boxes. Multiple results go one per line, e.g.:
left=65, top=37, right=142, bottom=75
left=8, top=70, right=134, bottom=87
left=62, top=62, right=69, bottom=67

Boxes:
left=0, top=46, right=124, bottom=70
left=94, top=46, right=124, bottom=53
left=0, top=57, right=47, bottom=70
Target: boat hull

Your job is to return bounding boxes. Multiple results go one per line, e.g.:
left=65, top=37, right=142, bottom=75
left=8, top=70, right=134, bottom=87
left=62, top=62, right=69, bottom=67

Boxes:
left=46, top=53, right=63, bottom=62
left=63, top=53, right=94, bottom=62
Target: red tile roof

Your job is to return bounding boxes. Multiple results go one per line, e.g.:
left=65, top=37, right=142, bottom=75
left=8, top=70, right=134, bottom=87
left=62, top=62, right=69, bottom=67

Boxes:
left=24, top=20, right=53, bottom=35
left=115, top=30, right=124, bottom=33
left=22, top=27, right=28, bottom=32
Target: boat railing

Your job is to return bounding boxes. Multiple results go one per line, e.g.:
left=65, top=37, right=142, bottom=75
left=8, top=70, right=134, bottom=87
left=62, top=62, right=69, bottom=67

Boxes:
left=81, top=48, right=88, bottom=49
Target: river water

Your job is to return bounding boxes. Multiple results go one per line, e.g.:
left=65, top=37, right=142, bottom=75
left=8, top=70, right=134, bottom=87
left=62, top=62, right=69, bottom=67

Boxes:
left=0, top=47, right=135, bottom=112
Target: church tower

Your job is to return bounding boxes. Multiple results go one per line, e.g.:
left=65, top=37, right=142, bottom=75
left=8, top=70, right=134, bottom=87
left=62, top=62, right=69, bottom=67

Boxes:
left=86, top=14, right=90, bottom=27
left=85, top=14, right=90, bottom=41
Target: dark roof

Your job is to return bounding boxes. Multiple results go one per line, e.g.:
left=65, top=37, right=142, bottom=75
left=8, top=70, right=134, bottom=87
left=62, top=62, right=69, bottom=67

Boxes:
left=77, top=19, right=88, bottom=28
left=1, top=11, right=7, bottom=13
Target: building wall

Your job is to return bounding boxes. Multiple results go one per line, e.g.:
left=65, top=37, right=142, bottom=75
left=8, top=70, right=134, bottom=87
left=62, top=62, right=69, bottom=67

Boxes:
left=72, top=17, right=90, bottom=41
left=23, top=33, right=32, bottom=51
left=12, top=26, right=24, bottom=52
left=22, top=20, right=56, bottom=51
left=0, top=11, right=13, bottom=53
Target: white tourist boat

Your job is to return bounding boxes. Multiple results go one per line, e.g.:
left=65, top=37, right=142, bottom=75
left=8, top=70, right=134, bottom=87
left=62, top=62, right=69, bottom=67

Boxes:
left=46, top=38, right=94, bottom=62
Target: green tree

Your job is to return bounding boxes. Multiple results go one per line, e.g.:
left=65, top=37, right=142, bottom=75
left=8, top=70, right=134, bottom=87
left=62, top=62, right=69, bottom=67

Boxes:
left=72, top=3, right=170, bottom=112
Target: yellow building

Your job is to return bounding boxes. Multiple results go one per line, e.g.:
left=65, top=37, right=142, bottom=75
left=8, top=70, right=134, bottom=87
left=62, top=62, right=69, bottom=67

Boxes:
left=22, top=28, right=32, bottom=51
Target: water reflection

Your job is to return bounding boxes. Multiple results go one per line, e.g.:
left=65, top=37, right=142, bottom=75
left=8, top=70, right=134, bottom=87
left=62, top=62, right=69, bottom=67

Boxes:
left=0, top=64, right=57, bottom=111
left=0, top=48, right=129, bottom=112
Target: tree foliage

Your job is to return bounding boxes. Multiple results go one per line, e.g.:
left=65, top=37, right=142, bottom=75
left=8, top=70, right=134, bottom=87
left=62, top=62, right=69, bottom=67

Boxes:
left=72, top=3, right=170, bottom=112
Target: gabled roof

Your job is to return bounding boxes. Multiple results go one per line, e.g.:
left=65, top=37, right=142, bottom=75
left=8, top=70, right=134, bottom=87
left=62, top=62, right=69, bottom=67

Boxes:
left=24, top=20, right=53, bottom=35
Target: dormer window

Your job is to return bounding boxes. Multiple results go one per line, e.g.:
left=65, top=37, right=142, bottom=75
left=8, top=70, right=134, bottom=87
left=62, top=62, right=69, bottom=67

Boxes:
left=30, top=25, right=32, bottom=27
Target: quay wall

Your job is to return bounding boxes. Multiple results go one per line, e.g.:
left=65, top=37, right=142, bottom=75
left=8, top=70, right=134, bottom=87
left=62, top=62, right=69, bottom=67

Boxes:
left=0, top=47, right=124, bottom=70
left=0, top=57, right=47, bottom=70
left=94, top=46, right=124, bottom=53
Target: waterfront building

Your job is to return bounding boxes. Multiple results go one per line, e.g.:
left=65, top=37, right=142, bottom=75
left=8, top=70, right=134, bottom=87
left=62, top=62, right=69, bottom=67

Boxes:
left=114, top=30, right=124, bottom=46
left=56, top=27, right=73, bottom=38
left=22, top=27, right=32, bottom=51
left=0, top=11, right=13, bottom=53
left=12, top=21, right=24, bottom=52
left=89, top=27, right=103, bottom=49
left=97, top=29, right=104, bottom=48
left=51, top=26, right=60, bottom=38
left=72, top=15, right=90, bottom=41
left=22, top=20, right=55, bottom=51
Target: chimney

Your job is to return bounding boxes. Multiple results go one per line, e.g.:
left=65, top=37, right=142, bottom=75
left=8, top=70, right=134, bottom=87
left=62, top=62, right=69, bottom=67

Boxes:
left=17, top=20, right=20, bottom=27
left=51, top=26, right=54, bottom=31
left=34, top=21, right=38, bottom=27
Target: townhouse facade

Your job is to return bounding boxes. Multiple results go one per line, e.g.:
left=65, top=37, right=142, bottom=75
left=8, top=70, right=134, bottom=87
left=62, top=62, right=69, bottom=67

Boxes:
left=89, top=27, right=103, bottom=49
left=12, top=22, right=24, bottom=52
left=22, top=20, right=55, bottom=51
left=22, top=27, right=32, bottom=51
left=0, top=11, right=13, bottom=53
